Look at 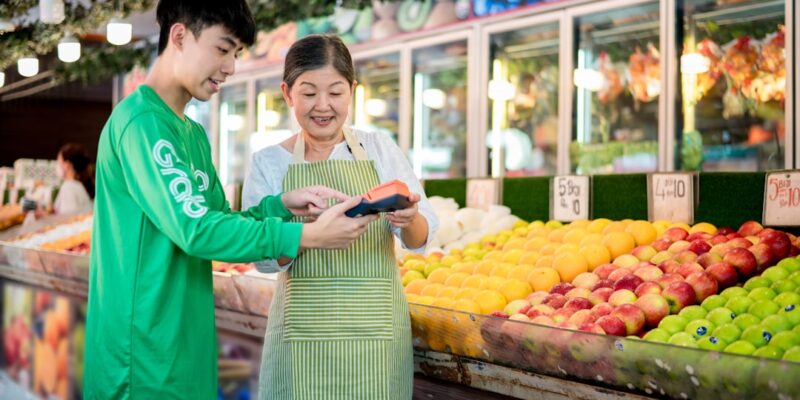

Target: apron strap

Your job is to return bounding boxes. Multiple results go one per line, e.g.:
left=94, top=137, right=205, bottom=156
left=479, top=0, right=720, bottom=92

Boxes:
left=291, top=126, right=369, bottom=164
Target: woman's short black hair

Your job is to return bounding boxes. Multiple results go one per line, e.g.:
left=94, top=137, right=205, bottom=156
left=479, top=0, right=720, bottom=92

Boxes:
left=283, top=34, right=355, bottom=89
left=156, top=0, right=256, bottom=54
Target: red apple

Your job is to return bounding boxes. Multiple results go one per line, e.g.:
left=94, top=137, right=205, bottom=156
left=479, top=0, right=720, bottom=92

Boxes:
left=738, top=220, right=764, bottom=237
left=658, top=259, right=681, bottom=275
left=489, top=311, right=510, bottom=319
left=664, top=227, right=689, bottom=242
left=550, top=282, right=575, bottom=296
left=656, top=273, right=684, bottom=289
left=565, top=287, right=593, bottom=300
left=631, top=245, right=657, bottom=261
left=651, top=239, right=672, bottom=252
left=696, top=252, right=722, bottom=268
left=748, top=243, right=776, bottom=271
left=634, top=293, right=670, bottom=328
left=609, top=289, right=638, bottom=306
left=727, top=237, right=754, bottom=249
left=589, top=287, right=614, bottom=305
left=541, top=293, right=568, bottom=309
left=662, top=281, right=697, bottom=313
left=674, top=250, right=699, bottom=264
left=596, top=315, right=627, bottom=337
left=579, top=322, right=606, bottom=334
left=677, top=262, right=704, bottom=278
left=686, top=232, right=712, bottom=242
left=611, top=304, right=646, bottom=336
left=525, top=291, right=549, bottom=306
left=717, top=226, right=735, bottom=235
left=613, top=274, right=644, bottom=292
left=791, top=246, right=800, bottom=257
left=710, top=235, right=729, bottom=245
left=705, top=261, right=738, bottom=289
left=568, top=309, right=597, bottom=327
left=762, top=231, right=791, bottom=260
left=526, top=304, right=555, bottom=318
left=607, top=268, right=633, bottom=282
left=504, top=299, right=533, bottom=316
left=593, top=263, right=618, bottom=280
left=633, top=266, right=663, bottom=281
left=634, top=281, right=662, bottom=297
left=613, top=254, right=640, bottom=269
left=709, top=243, right=733, bottom=257
left=591, top=302, right=614, bottom=317
left=571, top=272, right=600, bottom=289
left=590, top=279, right=614, bottom=291
left=563, top=297, right=593, bottom=312
left=685, top=271, right=719, bottom=302
left=551, top=308, right=575, bottom=323
left=757, top=227, right=778, bottom=239
left=530, top=315, right=555, bottom=326
left=688, top=239, right=712, bottom=255
left=723, top=247, right=757, bottom=278
left=500, top=318, right=529, bottom=346
left=556, top=321, right=578, bottom=330
left=726, top=232, right=742, bottom=240
left=650, top=250, right=673, bottom=265
left=669, top=240, right=692, bottom=253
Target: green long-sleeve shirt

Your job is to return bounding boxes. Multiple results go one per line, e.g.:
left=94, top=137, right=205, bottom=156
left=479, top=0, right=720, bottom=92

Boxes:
left=84, top=85, right=302, bottom=399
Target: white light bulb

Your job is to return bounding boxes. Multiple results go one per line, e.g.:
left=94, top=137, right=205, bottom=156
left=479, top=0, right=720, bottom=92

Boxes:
left=39, top=0, right=65, bottom=24
left=365, top=99, right=387, bottom=117
left=573, top=68, right=604, bottom=92
left=18, top=57, right=39, bottom=77
left=107, top=18, right=133, bottom=46
left=422, top=88, right=446, bottom=110
left=680, top=53, right=710, bottom=74
left=263, top=110, right=281, bottom=128
left=487, top=79, right=516, bottom=101
left=0, top=72, right=5, bottom=88
left=58, top=35, right=81, bottom=63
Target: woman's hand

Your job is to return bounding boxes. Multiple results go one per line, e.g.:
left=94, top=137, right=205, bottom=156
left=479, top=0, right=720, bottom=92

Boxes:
left=386, top=193, right=420, bottom=228
left=281, top=185, right=349, bottom=217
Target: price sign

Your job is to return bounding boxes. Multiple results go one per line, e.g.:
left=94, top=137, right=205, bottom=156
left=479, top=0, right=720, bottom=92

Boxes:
left=467, top=178, right=501, bottom=210
left=648, top=173, right=695, bottom=223
left=550, top=175, right=590, bottom=221
left=763, top=171, right=800, bottom=226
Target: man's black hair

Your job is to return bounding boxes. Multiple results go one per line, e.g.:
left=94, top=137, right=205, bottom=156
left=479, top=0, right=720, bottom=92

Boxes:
left=156, top=0, right=256, bottom=55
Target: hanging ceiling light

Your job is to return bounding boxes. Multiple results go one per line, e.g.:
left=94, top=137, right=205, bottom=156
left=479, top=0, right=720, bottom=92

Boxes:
left=0, top=19, right=15, bottom=33
left=107, top=17, right=132, bottom=45
left=680, top=53, right=710, bottom=75
left=39, top=0, right=65, bottom=24
left=0, top=72, right=5, bottom=88
left=17, top=57, right=39, bottom=77
left=58, top=34, right=81, bottom=63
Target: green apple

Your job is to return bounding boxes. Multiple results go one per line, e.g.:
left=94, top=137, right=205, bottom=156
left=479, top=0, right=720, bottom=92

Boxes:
left=658, top=315, right=689, bottom=335
left=685, top=319, right=715, bottom=339
left=768, top=331, right=800, bottom=351
left=402, top=270, right=425, bottom=285
left=795, top=324, right=800, bottom=335
left=733, top=313, right=761, bottom=331
left=712, top=323, right=741, bottom=344
left=761, top=315, right=792, bottom=334
left=748, top=300, right=780, bottom=320
left=783, top=345, right=800, bottom=362
left=744, top=276, right=773, bottom=291
left=721, top=286, right=748, bottom=300
left=679, top=305, right=708, bottom=321
left=752, top=345, right=783, bottom=359
left=742, top=325, right=772, bottom=347
left=771, top=280, right=798, bottom=294
left=762, top=266, right=790, bottom=283
left=774, top=293, right=800, bottom=308
left=725, top=296, right=753, bottom=316
left=776, top=258, right=800, bottom=273
left=706, top=307, right=736, bottom=327
left=643, top=328, right=670, bottom=343
left=747, top=287, right=777, bottom=301
left=668, top=332, right=697, bottom=347
left=724, top=340, right=757, bottom=355
left=423, top=263, right=445, bottom=277
left=697, top=336, right=728, bottom=351
left=789, top=271, right=800, bottom=286
left=780, top=303, right=800, bottom=325
left=701, top=295, right=727, bottom=311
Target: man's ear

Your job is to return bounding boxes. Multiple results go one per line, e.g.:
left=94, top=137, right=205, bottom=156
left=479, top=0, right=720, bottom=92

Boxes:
left=280, top=82, right=294, bottom=107
left=169, top=23, right=188, bottom=51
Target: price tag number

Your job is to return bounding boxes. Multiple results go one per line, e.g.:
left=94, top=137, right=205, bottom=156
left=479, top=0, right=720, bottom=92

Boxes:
left=654, top=177, right=687, bottom=201
left=557, top=178, right=582, bottom=216
left=767, top=176, right=800, bottom=208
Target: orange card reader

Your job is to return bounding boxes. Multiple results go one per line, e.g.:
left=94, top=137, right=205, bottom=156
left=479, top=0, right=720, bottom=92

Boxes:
left=345, top=180, right=413, bottom=217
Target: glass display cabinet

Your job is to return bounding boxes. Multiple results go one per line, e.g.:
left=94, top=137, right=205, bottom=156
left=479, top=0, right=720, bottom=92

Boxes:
left=353, top=53, right=401, bottom=143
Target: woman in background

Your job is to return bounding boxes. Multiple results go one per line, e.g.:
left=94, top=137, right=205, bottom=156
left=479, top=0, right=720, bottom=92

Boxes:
left=53, top=143, right=94, bottom=215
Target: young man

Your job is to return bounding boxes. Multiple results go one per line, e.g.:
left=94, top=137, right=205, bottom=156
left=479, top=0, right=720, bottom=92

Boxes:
left=83, top=1, right=377, bottom=398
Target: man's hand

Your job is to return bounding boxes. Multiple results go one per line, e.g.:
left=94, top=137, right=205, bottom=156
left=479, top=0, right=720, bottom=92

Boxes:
left=281, top=186, right=349, bottom=217
left=300, top=196, right=378, bottom=250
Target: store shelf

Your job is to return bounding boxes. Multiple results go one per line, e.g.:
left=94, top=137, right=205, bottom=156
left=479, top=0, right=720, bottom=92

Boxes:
left=0, top=264, right=87, bottom=299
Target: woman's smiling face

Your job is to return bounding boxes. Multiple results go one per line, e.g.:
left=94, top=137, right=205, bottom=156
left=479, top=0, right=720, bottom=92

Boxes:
left=282, top=64, right=355, bottom=140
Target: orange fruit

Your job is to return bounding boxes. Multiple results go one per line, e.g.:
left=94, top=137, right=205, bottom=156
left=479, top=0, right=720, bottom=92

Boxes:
left=527, top=267, right=561, bottom=292
left=501, top=249, right=525, bottom=264
left=404, top=279, right=429, bottom=295
left=452, top=262, right=476, bottom=274
left=524, top=237, right=549, bottom=252
left=624, top=220, right=658, bottom=246
left=455, top=287, right=480, bottom=300
left=690, top=222, right=717, bottom=235
left=602, top=221, right=627, bottom=234
left=474, top=290, right=508, bottom=314
left=578, top=243, right=611, bottom=271
left=479, top=276, right=508, bottom=291
left=483, top=251, right=503, bottom=261
left=437, top=286, right=458, bottom=299
left=444, top=272, right=470, bottom=287
left=563, top=228, right=588, bottom=244
left=555, top=243, right=579, bottom=255
left=405, top=293, right=420, bottom=303
left=507, top=265, right=533, bottom=282
left=602, top=231, right=636, bottom=259
left=498, top=280, right=533, bottom=302
left=534, top=255, right=554, bottom=268
left=502, top=238, right=526, bottom=251
left=547, top=227, right=568, bottom=243
left=420, top=283, right=445, bottom=297
left=427, top=268, right=452, bottom=284
left=552, top=251, right=589, bottom=283
left=452, top=298, right=482, bottom=314
left=518, top=251, right=541, bottom=265
left=540, top=243, right=559, bottom=256
left=461, top=274, right=487, bottom=288
left=473, top=260, right=495, bottom=276
left=489, top=263, right=513, bottom=278
left=579, top=233, right=604, bottom=246
left=587, top=218, right=612, bottom=233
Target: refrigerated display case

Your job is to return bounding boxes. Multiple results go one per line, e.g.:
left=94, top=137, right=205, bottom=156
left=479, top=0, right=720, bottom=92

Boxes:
left=411, top=37, right=470, bottom=179
left=218, top=84, right=249, bottom=186
left=253, top=75, right=293, bottom=154
left=678, top=0, right=787, bottom=171
left=353, top=53, right=401, bottom=143
left=484, top=18, right=561, bottom=177
left=570, top=1, right=662, bottom=174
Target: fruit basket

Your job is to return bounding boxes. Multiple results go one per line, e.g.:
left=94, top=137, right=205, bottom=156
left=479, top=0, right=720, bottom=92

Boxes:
left=409, top=303, right=800, bottom=399
left=212, top=271, right=248, bottom=313
left=231, top=272, right=277, bottom=317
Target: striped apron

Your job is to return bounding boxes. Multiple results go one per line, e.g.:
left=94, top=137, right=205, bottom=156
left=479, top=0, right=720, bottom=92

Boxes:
left=258, top=128, right=413, bottom=399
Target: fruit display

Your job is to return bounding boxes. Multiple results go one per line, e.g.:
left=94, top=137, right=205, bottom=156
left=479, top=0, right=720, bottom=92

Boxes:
left=3, top=284, right=33, bottom=387
left=32, top=292, right=71, bottom=400
left=0, top=204, right=24, bottom=231
left=626, top=43, right=661, bottom=103
left=7, top=214, right=92, bottom=255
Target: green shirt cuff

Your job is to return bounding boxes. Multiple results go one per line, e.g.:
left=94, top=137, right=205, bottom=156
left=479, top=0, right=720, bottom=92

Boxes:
left=263, top=193, right=293, bottom=220
left=277, top=222, right=302, bottom=259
